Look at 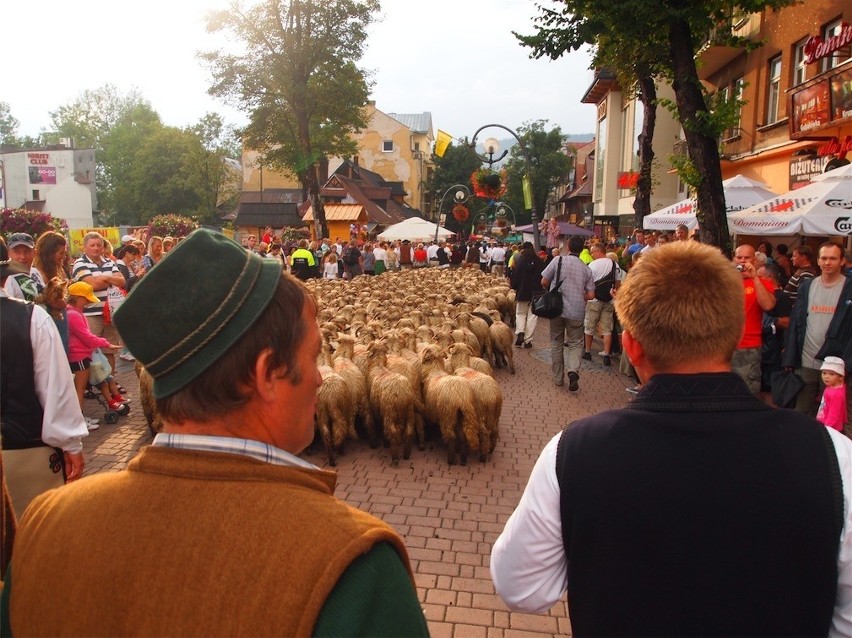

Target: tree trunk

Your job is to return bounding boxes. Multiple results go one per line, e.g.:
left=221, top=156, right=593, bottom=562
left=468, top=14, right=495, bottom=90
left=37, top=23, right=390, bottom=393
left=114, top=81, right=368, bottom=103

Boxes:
left=668, top=17, right=731, bottom=256
left=303, top=167, right=329, bottom=241
left=633, top=73, right=657, bottom=229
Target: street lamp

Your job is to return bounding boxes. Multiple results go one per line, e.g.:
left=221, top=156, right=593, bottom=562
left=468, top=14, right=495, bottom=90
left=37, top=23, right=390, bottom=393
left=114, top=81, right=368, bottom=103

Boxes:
left=468, top=124, right=541, bottom=251
left=494, top=202, right=516, bottom=233
left=435, top=184, right=470, bottom=243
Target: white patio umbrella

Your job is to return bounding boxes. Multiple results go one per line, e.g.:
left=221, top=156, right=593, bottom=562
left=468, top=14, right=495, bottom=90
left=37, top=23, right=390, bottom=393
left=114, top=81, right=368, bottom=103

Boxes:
left=728, top=163, right=852, bottom=236
left=643, top=174, right=777, bottom=231
left=377, top=217, right=454, bottom=242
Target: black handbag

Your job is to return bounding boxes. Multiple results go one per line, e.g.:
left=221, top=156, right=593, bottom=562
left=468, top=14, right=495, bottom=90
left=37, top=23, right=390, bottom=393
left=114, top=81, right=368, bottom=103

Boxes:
left=532, top=257, right=564, bottom=319
left=770, top=369, right=805, bottom=408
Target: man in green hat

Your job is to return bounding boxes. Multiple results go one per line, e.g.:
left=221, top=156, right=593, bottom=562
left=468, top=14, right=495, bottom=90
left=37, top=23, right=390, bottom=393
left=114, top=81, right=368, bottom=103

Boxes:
left=2, top=229, right=428, bottom=636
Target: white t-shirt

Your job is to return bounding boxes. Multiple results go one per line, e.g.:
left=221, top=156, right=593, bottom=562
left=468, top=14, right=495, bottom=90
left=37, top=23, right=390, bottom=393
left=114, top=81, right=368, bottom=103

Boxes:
left=588, top=256, right=623, bottom=282
left=323, top=262, right=339, bottom=279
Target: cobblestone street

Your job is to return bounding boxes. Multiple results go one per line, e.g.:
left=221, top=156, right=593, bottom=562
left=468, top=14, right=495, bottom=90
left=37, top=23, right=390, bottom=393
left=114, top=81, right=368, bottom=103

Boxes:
left=82, top=333, right=635, bottom=638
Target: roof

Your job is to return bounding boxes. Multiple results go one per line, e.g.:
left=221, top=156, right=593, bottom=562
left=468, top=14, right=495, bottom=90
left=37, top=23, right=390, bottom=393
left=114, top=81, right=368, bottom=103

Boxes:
left=234, top=202, right=305, bottom=228
left=386, top=112, right=433, bottom=135
left=303, top=203, right=366, bottom=222
left=239, top=189, right=303, bottom=205
left=581, top=68, right=619, bottom=104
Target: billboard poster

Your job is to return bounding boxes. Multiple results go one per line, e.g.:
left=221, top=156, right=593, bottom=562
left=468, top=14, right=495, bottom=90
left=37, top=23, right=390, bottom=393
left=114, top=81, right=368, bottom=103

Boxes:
left=28, top=165, right=58, bottom=184
left=789, top=154, right=830, bottom=190
left=69, top=227, right=122, bottom=257
left=831, top=68, right=852, bottom=120
left=791, top=82, right=831, bottom=135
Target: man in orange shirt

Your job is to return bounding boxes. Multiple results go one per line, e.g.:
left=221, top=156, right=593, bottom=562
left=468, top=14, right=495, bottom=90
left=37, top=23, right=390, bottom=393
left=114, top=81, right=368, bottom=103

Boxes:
left=732, top=244, right=777, bottom=394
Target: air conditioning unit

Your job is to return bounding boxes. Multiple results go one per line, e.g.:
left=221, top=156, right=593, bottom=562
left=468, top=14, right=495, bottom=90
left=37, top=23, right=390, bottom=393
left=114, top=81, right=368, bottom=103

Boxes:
left=59, top=137, right=74, bottom=148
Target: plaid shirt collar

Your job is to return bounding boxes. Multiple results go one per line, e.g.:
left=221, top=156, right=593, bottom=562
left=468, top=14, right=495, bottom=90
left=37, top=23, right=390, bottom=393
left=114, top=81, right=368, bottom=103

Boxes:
left=152, top=433, right=318, bottom=470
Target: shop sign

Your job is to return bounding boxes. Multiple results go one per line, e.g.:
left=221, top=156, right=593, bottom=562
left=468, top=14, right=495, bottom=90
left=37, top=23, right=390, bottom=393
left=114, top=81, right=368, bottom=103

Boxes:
left=791, top=66, right=852, bottom=138
left=789, top=154, right=829, bottom=190
left=28, top=166, right=57, bottom=185
left=804, top=22, right=852, bottom=65
left=27, top=152, right=50, bottom=165
left=616, top=171, right=639, bottom=189
left=818, top=135, right=852, bottom=157
left=831, top=68, right=852, bottom=120
left=792, top=82, right=831, bottom=133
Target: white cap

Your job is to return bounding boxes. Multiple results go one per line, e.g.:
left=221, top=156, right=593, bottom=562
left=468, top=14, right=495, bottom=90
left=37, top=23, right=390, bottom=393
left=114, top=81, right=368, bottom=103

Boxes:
left=821, top=356, right=846, bottom=377
left=121, top=234, right=135, bottom=243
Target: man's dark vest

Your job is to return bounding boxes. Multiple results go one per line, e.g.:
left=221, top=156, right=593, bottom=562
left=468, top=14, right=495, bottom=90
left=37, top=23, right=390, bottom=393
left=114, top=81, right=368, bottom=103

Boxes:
left=555, top=373, right=842, bottom=637
left=1, top=298, right=46, bottom=449
left=399, top=244, right=412, bottom=265
left=437, top=247, right=449, bottom=266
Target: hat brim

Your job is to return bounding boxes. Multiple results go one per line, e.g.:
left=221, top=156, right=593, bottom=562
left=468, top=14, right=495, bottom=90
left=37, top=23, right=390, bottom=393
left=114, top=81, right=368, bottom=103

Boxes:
left=8, top=241, right=34, bottom=249
left=149, top=258, right=282, bottom=399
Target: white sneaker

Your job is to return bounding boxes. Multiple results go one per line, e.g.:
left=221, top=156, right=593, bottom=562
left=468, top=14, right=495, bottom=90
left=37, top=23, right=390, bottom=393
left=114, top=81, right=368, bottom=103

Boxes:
left=85, top=416, right=100, bottom=430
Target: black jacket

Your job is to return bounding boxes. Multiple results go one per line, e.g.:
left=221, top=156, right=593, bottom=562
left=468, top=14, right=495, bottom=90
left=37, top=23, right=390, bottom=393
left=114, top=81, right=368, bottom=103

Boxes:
left=782, top=275, right=852, bottom=370
left=510, top=253, right=544, bottom=302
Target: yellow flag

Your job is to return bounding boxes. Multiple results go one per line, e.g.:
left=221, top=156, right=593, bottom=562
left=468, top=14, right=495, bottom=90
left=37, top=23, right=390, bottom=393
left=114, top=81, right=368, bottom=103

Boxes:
left=435, top=129, right=453, bottom=158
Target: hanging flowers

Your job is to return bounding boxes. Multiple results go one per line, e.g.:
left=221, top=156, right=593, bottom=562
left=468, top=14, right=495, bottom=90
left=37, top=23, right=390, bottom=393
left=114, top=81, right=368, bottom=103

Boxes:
left=0, top=208, right=68, bottom=238
left=495, top=218, right=507, bottom=228
left=147, top=214, right=198, bottom=239
left=452, top=203, right=469, bottom=222
left=470, top=168, right=507, bottom=200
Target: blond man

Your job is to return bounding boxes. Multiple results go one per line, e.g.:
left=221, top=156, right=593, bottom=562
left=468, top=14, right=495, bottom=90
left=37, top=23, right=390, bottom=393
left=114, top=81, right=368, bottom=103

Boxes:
left=492, top=241, right=852, bottom=636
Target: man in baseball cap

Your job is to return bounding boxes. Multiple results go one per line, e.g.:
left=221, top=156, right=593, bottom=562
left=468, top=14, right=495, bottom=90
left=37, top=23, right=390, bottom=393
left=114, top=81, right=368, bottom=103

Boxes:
left=3, top=229, right=427, bottom=636
left=3, top=233, right=43, bottom=302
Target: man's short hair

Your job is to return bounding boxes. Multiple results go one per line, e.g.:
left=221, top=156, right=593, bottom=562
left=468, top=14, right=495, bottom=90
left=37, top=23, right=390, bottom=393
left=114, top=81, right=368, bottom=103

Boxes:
left=157, top=276, right=312, bottom=423
left=819, top=241, right=843, bottom=258
left=83, top=231, right=104, bottom=245
left=568, top=235, right=585, bottom=254
left=793, top=245, right=814, bottom=262
left=615, top=242, right=743, bottom=370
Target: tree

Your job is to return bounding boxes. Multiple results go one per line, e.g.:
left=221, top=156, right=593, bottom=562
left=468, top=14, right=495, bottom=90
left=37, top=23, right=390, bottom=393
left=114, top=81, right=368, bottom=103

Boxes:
left=0, top=102, right=21, bottom=146
left=185, top=113, right=242, bottom=225
left=502, top=121, right=572, bottom=227
left=201, top=0, right=380, bottom=240
left=428, top=143, right=482, bottom=236
left=516, top=0, right=796, bottom=254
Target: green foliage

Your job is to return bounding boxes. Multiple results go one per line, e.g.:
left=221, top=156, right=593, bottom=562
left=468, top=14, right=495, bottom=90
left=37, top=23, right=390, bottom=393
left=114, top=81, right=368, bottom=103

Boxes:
left=502, top=121, right=572, bottom=225
left=0, top=102, right=21, bottom=146
left=201, top=0, right=379, bottom=191
left=668, top=153, right=701, bottom=190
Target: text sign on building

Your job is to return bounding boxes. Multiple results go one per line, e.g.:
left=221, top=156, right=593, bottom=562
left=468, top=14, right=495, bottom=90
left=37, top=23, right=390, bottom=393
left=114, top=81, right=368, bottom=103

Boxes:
left=789, top=154, right=829, bottom=190
left=790, top=65, right=852, bottom=139
left=28, top=166, right=57, bottom=185
left=804, top=22, right=852, bottom=65
left=26, top=152, right=50, bottom=165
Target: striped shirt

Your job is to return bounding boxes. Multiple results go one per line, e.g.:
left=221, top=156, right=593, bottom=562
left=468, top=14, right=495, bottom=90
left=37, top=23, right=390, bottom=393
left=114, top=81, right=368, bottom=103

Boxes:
left=71, top=254, right=120, bottom=316
left=151, top=433, right=318, bottom=470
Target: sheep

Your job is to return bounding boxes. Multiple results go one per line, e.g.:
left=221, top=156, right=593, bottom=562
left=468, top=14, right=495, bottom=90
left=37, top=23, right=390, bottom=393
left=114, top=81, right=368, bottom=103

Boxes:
left=365, top=341, right=419, bottom=465
left=445, top=341, right=494, bottom=378
left=463, top=313, right=493, bottom=362
left=446, top=343, right=502, bottom=456
left=419, top=345, right=484, bottom=465
left=316, top=363, right=353, bottom=467
left=333, top=334, right=376, bottom=444
left=488, top=310, right=516, bottom=374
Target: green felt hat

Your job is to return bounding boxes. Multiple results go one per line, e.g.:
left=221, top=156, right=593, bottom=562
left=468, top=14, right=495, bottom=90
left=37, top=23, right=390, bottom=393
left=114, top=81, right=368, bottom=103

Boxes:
left=113, top=229, right=282, bottom=399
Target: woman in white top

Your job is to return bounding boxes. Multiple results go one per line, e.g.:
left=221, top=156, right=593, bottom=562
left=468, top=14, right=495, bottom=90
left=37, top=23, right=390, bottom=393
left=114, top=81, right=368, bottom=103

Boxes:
left=373, top=242, right=388, bottom=275
left=323, top=252, right=339, bottom=279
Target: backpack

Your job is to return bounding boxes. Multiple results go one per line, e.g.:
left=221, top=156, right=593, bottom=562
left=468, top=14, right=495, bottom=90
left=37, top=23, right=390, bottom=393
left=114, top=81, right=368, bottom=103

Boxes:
left=594, top=262, right=617, bottom=302
left=344, top=247, right=360, bottom=266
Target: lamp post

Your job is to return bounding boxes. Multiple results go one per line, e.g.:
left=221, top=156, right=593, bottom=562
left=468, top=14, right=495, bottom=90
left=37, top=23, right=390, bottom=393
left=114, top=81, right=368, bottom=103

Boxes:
left=435, top=184, right=470, bottom=243
left=467, top=124, right=540, bottom=251
left=494, top=201, right=516, bottom=235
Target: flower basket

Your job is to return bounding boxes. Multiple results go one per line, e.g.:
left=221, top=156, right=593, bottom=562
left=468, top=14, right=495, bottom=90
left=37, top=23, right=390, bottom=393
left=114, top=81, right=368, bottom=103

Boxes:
left=470, top=168, right=507, bottom=200
left=147, top=214, right=197, bottom=239
left=452, top=204, right=469, bottom=222
left=476, top=222, right=487, bottom=233
left=495, top=218, right=507, bottom=228
left=0, top=208, right=68, bottom=239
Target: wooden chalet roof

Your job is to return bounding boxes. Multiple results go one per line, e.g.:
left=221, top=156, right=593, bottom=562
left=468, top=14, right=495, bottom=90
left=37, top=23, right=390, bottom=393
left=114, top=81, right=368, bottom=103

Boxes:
left=303, top=203, right=366, bottom=222
left=234, top=202, right=305, bottom=228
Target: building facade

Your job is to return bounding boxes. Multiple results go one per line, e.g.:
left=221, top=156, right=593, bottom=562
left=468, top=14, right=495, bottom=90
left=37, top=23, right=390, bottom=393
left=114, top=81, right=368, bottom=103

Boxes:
left=0, top=142, right=96, bottom=228
left=581, top=70, right=685, bottom=239
left=697, top=1, right=851, bottom=193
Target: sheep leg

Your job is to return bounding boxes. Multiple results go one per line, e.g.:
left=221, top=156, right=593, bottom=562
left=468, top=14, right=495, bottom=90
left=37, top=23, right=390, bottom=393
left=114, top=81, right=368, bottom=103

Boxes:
left=505, top=350, right=515, bottom=375
left=441, top=418, right=458, bottom=465
left=414, top=413, right=426, bottom=450
left=384, top=416, right=402, bottom=466
left=316, top=414, right=336, bottom=467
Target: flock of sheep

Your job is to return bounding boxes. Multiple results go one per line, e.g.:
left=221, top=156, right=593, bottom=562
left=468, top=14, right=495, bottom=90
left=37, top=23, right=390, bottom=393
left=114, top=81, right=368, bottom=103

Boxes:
left=138, top=267, right=516, bottom=467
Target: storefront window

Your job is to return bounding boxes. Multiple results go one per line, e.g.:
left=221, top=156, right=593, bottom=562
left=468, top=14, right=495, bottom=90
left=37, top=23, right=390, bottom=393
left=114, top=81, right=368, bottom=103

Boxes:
left=632, top=100, right=644, bottom=172
left=767, top=56, right=782, bottom=124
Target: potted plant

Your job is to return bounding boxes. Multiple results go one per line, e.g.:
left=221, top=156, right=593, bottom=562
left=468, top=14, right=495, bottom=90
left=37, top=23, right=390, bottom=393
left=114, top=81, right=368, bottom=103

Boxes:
left=0, top=208, right=68, bottom=239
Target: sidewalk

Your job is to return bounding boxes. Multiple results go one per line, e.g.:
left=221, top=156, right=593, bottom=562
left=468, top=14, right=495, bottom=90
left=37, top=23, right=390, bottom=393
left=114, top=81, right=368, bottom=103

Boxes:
left=82, top=333, right=636, bottom=637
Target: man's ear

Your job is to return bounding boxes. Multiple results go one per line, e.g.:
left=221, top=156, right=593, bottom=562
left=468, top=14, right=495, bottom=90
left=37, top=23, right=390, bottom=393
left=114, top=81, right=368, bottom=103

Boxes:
left=253, top=348, right=279, bottom=402
left=621, top=330, right=645, bottom=370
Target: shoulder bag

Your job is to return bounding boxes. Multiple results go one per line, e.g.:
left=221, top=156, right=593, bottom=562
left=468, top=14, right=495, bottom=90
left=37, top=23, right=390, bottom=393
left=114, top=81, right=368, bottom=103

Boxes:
left=532, top=257, right=564, bottom=319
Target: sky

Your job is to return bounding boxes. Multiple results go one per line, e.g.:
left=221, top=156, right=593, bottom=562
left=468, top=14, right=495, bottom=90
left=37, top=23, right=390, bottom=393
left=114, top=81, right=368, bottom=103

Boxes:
left=5, top=0, right=597, bottom=144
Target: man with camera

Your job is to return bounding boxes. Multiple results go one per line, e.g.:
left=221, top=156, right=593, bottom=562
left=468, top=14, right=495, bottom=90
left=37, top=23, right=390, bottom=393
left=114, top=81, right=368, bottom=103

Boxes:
left=732, top=243, right=777, bottom=394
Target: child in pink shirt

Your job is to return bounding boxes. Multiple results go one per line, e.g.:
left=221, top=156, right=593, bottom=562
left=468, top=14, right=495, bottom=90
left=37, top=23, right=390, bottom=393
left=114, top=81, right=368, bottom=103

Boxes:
left=67, top=282, right=127, bottom=416
left=816, top=356, right=847, bottom=432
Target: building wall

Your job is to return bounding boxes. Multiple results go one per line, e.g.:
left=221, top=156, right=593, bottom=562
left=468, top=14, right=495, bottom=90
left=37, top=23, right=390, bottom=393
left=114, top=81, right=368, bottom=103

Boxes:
left=242, top=104, right=434, bottom=213
left=1, top=147, right=96, bottom=222
left=699, top=1, right=851, bottom=194
left=45, top=179, right=95, bottom=229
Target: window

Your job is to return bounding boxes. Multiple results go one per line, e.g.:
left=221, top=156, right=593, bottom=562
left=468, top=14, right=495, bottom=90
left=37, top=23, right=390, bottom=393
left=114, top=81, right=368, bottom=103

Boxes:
left=767, top=56, right=782, bottom=124
left=793, top=39, right=807, bottom=86
left=382, top=140, right=393, bottom=152
left=732, top=77, right=745, bottom=131
left=32, top=190, right=39, bottom=200
left=823, top=20, right=850, bottom=72
left=594, top=117, right=607, bottom=202
left=632, top=100, right=644, bottom=172
left=413, top=142, right=420, bottom=152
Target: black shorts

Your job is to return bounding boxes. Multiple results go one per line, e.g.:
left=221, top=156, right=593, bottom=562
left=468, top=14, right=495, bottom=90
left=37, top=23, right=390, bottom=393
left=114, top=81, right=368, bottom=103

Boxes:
left=69, top=358, right=91, bottom=373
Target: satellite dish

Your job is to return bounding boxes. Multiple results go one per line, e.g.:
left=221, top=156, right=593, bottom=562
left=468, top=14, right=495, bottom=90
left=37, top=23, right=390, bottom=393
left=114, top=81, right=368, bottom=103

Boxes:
left=824, top=157, right=851, bottom=172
